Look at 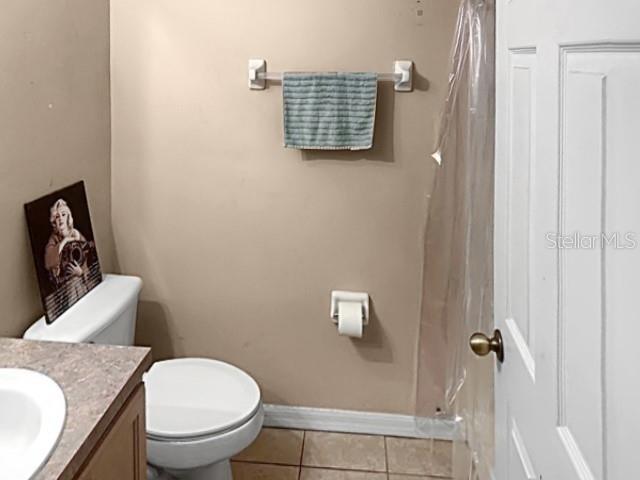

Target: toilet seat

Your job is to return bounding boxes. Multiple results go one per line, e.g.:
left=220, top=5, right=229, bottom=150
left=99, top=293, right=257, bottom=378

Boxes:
left=144, top=358, right=261, bottom=440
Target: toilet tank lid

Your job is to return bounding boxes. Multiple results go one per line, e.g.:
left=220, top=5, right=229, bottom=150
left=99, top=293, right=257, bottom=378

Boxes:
left=23, top=274, right=143, bottom=343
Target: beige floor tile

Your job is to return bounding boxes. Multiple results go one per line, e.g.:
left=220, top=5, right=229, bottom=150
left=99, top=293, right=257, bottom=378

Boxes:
left=231, top=461, right=300, bottom=480
left=386, top=437, right=453, bottom=477
left=300, top=467, right=387, bottom=479
left=302, top=431, right=386, bottom=472
left=234, top=428, right=304, bottom=465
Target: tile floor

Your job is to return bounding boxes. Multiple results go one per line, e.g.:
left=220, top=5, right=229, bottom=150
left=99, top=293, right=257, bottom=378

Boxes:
left=232, top=428, right=453, bottom=479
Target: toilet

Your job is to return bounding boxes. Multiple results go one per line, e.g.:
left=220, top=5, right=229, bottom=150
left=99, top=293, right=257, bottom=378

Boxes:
left=23, top=274, right=263, bottom=480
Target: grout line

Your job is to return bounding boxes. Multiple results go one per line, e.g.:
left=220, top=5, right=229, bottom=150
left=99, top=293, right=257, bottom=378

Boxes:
left=390, top=474, right=453, bottom=479
left=383, top=435, right=390, bottom=477
left=299, top=465, right=389, bottom=474
left=232, top=460, right=453, bottom=478
left=300, top=430, right=306, bottom=465
left=232, top=460, right=302, bottom=468
left=298, top=430, right=306, bottom=480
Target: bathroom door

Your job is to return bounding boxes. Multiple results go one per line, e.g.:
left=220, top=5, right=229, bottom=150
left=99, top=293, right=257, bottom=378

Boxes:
left=494, top=0, right=640, bottom=479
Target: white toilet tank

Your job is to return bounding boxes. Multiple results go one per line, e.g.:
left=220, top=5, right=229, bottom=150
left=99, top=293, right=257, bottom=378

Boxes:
left=23, top=274, right=143, bottom=346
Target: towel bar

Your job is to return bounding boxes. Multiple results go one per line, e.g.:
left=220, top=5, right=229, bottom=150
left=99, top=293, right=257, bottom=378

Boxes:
left=248, top=59, right=413, bottom=92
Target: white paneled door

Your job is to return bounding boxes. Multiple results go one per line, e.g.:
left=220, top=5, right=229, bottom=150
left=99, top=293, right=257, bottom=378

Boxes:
left=493, top=0, right=640, bottom=479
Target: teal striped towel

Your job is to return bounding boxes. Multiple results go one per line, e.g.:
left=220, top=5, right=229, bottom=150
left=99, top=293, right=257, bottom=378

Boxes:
left=283, top=72, right=378, bottom=150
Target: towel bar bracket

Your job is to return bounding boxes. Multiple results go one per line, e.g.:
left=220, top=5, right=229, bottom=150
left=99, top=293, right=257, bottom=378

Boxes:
left=248, top=59, right=267, bottom=89
left=394, top=60, right=414, bottom=92
left=248, top=59, right=413, bottom=92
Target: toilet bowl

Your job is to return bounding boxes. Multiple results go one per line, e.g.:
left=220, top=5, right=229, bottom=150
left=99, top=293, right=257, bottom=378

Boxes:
left=144, top=358, right=263, bottom=479
left=23, top=274, right=263, bottom=480
left=147, top=409, right=264, bottom=480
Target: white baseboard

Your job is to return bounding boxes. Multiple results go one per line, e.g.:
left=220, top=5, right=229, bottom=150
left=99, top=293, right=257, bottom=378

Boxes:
left=263, top=404, right=462, bottom=441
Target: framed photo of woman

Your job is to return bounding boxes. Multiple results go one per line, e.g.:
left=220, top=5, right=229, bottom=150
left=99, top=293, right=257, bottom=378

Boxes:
left=25, top=181, right=102, bottom=323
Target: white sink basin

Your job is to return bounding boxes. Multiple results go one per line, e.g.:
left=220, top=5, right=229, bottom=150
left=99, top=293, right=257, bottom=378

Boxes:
left=0, top=368, right=66, bottom=479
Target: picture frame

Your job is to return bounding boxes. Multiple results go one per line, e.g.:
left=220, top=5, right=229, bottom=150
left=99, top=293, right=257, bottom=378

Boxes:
left=24, top=181, right=102, bottom=323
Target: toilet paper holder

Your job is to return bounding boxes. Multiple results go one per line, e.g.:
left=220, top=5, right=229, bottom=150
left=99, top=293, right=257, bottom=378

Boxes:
left=330, top=290, right=369, bottom=325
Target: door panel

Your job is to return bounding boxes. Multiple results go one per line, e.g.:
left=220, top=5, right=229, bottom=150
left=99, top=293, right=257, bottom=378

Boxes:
left=508, top=418, right=537, bottom=480
left=495, top=10, right=540, bottom=475
left=495, top=1, right=640, bottom=480
left=507, top=50, right=535, bottom=357
left=558, top=56, right=605, bottom=480
left=603, top=49, right=640, bottom=480
left=78, top=385, right=146, bottom=480
left=557, top=45, right=640, bottom=480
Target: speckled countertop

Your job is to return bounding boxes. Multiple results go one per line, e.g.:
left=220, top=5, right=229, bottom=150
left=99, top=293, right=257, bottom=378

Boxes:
left=0, top=337, right=152, bottom=480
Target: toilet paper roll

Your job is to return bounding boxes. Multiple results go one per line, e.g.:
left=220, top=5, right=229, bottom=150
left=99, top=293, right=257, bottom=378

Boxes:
left=337, top=301, right=363, bottom=338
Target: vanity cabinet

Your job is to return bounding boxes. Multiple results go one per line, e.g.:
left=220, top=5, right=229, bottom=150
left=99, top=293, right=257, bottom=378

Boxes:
left=76, top=385, right=146, bottom=480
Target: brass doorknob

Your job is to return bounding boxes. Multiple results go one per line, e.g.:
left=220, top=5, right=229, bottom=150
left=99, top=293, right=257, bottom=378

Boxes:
left=469, top=329, right=504, bottom=363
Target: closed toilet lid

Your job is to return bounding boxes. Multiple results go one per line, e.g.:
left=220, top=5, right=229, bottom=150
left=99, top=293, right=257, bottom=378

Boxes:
left=144, top=358, right=261, bottom=439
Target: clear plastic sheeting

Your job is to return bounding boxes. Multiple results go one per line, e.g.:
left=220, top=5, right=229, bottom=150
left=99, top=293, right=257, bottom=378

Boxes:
left=416, top=0, right=495, bottom=478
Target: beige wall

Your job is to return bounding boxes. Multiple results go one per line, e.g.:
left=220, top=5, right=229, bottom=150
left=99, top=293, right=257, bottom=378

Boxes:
left=0, top=0, right=115, bottom=337
left=111, top=0, right=458, bottom=414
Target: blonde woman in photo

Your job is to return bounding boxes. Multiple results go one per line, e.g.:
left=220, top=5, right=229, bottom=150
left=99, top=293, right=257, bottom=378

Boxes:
left=44, top=199, right=90, bottom=302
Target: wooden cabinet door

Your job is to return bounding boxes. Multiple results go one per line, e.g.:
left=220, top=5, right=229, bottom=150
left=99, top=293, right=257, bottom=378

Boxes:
left=77, top=385, right=146, bottom=480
